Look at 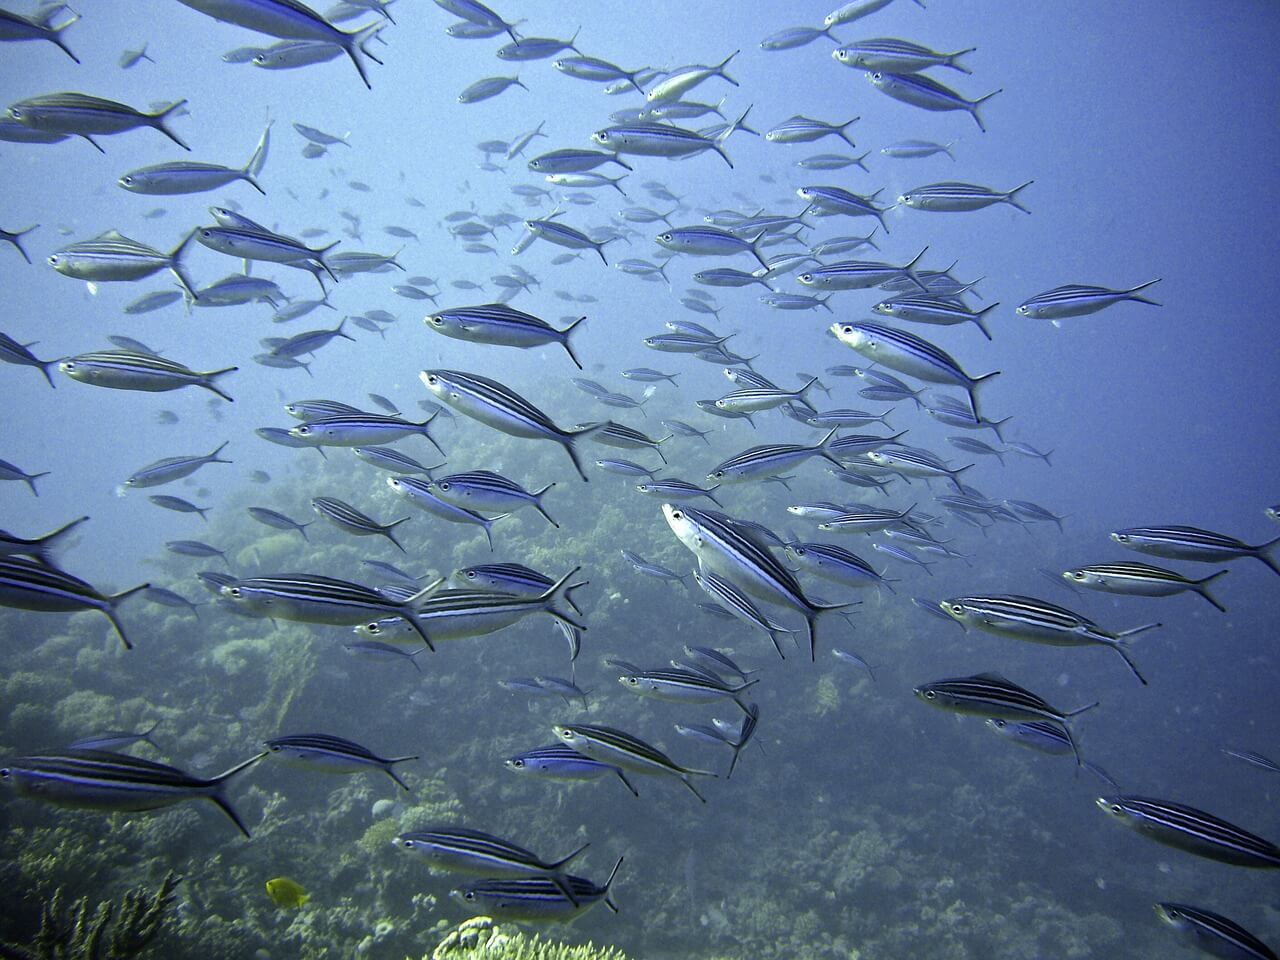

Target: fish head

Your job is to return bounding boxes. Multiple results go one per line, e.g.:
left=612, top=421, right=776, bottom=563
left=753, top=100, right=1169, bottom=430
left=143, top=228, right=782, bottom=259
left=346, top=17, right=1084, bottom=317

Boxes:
left=898, top=193, right=914, bottom=206
left=288, top=424, right=312, bottom=440
left=832, top=48, right=853, bottom=64
left=417, top=370, right=450, bottom=400
left=618, top=675, right=643, bottom=690
left=663, top=503, right=707, bottom=552
left=831, top=322, right=868, bottom=352
left=552, top=723, right=580, bottom=746
left=912, top=682, right=942, bottom=704
left=1109, top=531, right=1130, bottom=545
left=591, top=129, right=610, bottom=146
left=118, top=173, right=145, bottom=192
left=1095, top=796, right=1129, bottom=821
left=1062, top=568, right=1093, bottom=585
left=938, top=599, right=972, bottom=627
left=985, top=718, right=1010, bottom=736
left=1014, top=304, right=1032, bottom=317
left=867, top=71, right=886, bottom=89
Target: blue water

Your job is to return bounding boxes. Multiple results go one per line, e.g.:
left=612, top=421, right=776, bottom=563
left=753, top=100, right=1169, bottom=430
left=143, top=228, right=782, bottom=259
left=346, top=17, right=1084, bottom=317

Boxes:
left=1, top=2, right=1278, bottom=958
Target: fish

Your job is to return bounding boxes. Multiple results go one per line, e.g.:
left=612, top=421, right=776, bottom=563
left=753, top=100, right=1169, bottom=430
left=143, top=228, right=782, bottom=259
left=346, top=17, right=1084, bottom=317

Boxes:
left=264, top=733, right=417, bottom=790
left=825, top=0, right=926, bottom=27
left=384, top=477, right=507, bottom=550
left=7, top=93, right=189, bottom=152
left=251, top=39, right=345, bottom=69
left=221, top=574, right=441, bottom=648
left=311, top=496, right=409, bottom=552
left=419, top=369, right=602, bottom=481
left=708, top=428, right=844, bottom=483
left=984, top=720, right=1116, bottom=788
left=765, top=114, right=858, bottom=147
left=172, top=0, right=384, bottom=88
left=504, top=744, right=637, bottom=796
left=425, top=304, right=585, bottom=369
left=899, top=181, right=1033, bottom=214
left=0, top=748, right=266, bottom=837
left=833, top=38, right=975, bottom=74
left=48, top=229, right=201, bottom=301
left=118, top=123, right=270, bottom=195
left=786, top=541, right=897, bottom=594
left=1016, top=280, right=1162, bottom=320
left=68, top=722, right=162, bottom=753
left=59, top=350, right=237, bottom=401
left=620, top=667, right=759, bottom=714
left=881, top=139, right=956, bottom=160
left=873, top=294, right=997, bottom=340
left=665, top=505, right=853, bottom=659
left=940, top=594, right=1156, bottom=685
left=1097, top=796, right=1280, bottom=868
left=645, top=50, right=739, bottom=104
left=393, top=827, right=588, bottom=905
left=0, top=5, right=79, bottom=61
left=760, top=25, right=838, bottom=51
left=831, top=321, right=999, bottom=420
left=554, top=722, right=715, bottom=802
left=453, top=857, right=624, bottom=923
left=265, top=876, right=310, bottom=909
left=458, top=75, right=527, bottom=104
left=124, top=442, right=232, bottom=489
left=1062, top=562, right=1228, bottom=612
left=0, top=556, right=148, bottom=649
left=431, top=471, right=558, bottom=528
left=1110, top=525, right=1280, bottom=577
left=0, top=330, right=56, bottom=386
left=528, top=148, right=633, bottom=174
left=1154, top=903, right=1278, bottom=960
left=148, top=495, right=210, bottom=520
left=592, top=114, right=745, bottom=168
left=290, top=413, right=443, bottom=454
left=914, top=672, right=1097, bottom=764
left=435, top=0, right=521, bottom=42
left=0, top=515, right=89, bottom=566
left=866, top=71, right=1001, bottom=132
left=343, top=640, right=425, bottom=670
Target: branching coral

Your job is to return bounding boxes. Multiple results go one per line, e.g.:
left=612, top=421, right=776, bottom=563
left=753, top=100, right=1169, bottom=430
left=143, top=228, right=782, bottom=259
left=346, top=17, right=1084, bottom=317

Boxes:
left=0, top=871, right=179, bottom=960
left=423, top=916, right=629, bottom=960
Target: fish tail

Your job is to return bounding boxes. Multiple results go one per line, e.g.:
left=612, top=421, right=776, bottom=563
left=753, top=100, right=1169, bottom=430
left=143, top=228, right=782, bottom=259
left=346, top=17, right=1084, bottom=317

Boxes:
left=853, top=150, right=871, bottom=172
left=200, top=366, right=238, bottom=403
left=384, top=516, right=411, bottom=553
left=531, top=482, right=560, bottom=528
left=601, top=856, right=626, bottom=910
left=208, top=789, right=255, bottom=838
left=167, top=228, right=201, bottom=302
left=342, top=21, right=386, bottom=89
left=149, top=99, right=190, bottom=151
left=297, top=520, right=312, bottom=542
left=34, top=515, right=90, bottom=566
left=538, top=567, right=589, bottom=628
left=610, top=176, right=627, bottom=197
left=245, top=119, right=272, bottom=180
left=814, top=425, right=843, bottom=469
left=838, top=116, right=860, bottom=148
left=970, top=89, right=1002, bottom=132
left=947, top=47, right=977, bottom=74
left=22, top=470, right=50, bottom=496
left=49, top=11, right=80, bottom=63
left=966, top=369, right=1001, bottom=421
left=548, top=841, right=590, bottom=872
left=206, top=440, right=232, bottom=464
left=5, top=223, right=37, bottom=263
left=1254, top=535, right=1280, bottom=577
left=1194, top=570, right=1230, bottom=613
left=716, top=49, right=740, bottom=85
left=971, top=301, right=998, bottom=341
left=1125, top=278, right=1162, bottom=306
left=1114, top=621, right=1162, bottom=641
left=1004, top=180, right=1034, bottom=214
left=104, top=582, right=150, bottom=649
left=903, top=244, right=930, bottom=291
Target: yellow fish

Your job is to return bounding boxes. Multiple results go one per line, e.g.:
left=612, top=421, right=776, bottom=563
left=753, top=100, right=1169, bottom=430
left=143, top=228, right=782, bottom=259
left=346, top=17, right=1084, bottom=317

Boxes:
left=265, top=877, right=309, bottom=909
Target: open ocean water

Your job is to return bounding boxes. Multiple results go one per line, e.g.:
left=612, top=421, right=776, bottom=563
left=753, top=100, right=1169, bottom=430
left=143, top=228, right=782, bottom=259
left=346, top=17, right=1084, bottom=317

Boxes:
left=1, top=1, right=1278, bottom=958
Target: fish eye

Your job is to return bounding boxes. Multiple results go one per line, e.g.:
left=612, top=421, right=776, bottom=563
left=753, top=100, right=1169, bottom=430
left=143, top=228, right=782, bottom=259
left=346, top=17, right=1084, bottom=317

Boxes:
left=63, top=362, right=75, bottom=371
left=924, top=690, right=935, bottom=699
left=426, top=375, right=437, bottom=384
left=1109, top=803, right=1123, bottom=815
left=0, top=768, right=9, bottom=778
left=1071, top=572, right=1086, bottom=581
left=872, top=72, right=882, bottom=80
left=47, top=255, right=59, bottom=265
left=401, top=839, right=415, bottom=848
left=949, top=604, right=964, bottom=615
left=624, top=676, right=638, bottom=686
left=200, top=229, right=213, bottom=238
left=122, top=176, right=133, bottom=185
left=659, top=233, right=672, bottom=242
left=841, top=325, right=852, bottom=334
left=794, top=548, right=806, bottom=557
left=799, top=274, right=812, bottom=283
left=671, top=510, right=683, bottom=520
left=464, top=891, right=476, bottom=902
left=990, top=719, right=1005, bottom=729
left=227, top=587, right=241, bottom=598
left=1114, top=534, right=1127, bottom=542
left=439, top=482, right=450, bottom=490
left=268, top=744, right=280, bottom=752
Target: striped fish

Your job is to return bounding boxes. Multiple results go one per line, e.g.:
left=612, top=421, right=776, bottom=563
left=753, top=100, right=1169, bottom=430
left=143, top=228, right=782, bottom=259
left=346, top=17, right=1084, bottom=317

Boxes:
left=124, top=441, right=232, bottom=488
left=587, top=422, right=671, bottom=462
left=433, top=471, right=558, bottom=528
left=394, top=827, right=588, bottom=905
left=0, top=556, right=148, bottom=649
left=311, top=496, right=409, bottom=552
left=453, top=855, right=624, bottom=922
left=709, top=427, right=843, bottom=483
left=352, top=446, right=441, bottom=476
left=419, top=369, right=603, bottom=481
left=526, top=217, right=614, bottom=265
left=914, top=672, right=1097, bottom=763
left=899, top=181, right=1033, bottom=214
left=941, top=594, right=1156, bottom=685
left=283, top=398, right=363, bottom=420
left=1063, top=562, right=1228, bottom=613
left=833, top=38, right=974, bottom=74
left=0, top=330, right=56, bottom=386
left=0, top=748, right=265, bottom=837
left=426, top=303, right=585, bottom=369
left=554, top=723, right=715, bottom=802
left=874, top=294, right=998, bottom=340
left=385, top=476, right=507, bottom=549
left=247, top=506, right=312, bottom=540
left=831, top=320, right=999, bottom=420
left=866, top=449, right=971, bottom=491
left=1016, top=280, right=1161, bottom=320
left=764, top=114, right=858, bottom=146
left=0, top=515, right=89, bottom=565
left=290, top=412, right=442, bottom=454
left=785, top=541, right=897, bottom=593
left=264, top=733, right=417, bottom=790
left=7, top=92, right=189, bottom=151
left=816, top=503, right=917, bottom=535
left=220, top=574, right=441, bottom=648
left=715, top=377, right=818, bottom=413
left=593, top=120, right=734, bottom=167
left=48, top=229, right=200, bottom=299
left=0, top=6, right=79, bottom=62
left=504, top=743, right=638, bottom=796
left=798, top=248, right=929, bottom=291
left=1111, top=525, right=1280, bottom=577
left=528, top=148, right=633, bottom=173
left=620, top=550, right=687, bottom=584
left=620, top=664, right=759, bottom=713
left=358, top=567, right=586, bottom=645
left=1097, top=796, right=1280, bottom=868
left=59, top=349, right=236, bottom=401
left=1155, top=903, right=1277, bottom=960
left=173, top=0, right=384, bottom=88
left=665, top=505, right=853, bottom=659
left=985, top=719, right=1116, bottom=787
left=867, top=71, right=1001, bottom=131
left=197, top=225, right=339, bottom=287
left=1221, top=748, right=1280, bottom=774
left=796, top=185, right=891, bottom=230
left=635, top=478, right=721, bottom=506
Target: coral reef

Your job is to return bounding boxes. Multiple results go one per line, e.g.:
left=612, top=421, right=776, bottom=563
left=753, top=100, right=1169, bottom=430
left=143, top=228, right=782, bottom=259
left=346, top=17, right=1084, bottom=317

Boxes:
left=425, top=917, right=630, bottom=960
